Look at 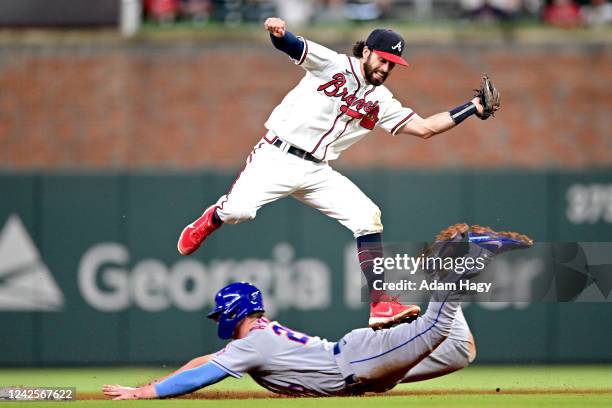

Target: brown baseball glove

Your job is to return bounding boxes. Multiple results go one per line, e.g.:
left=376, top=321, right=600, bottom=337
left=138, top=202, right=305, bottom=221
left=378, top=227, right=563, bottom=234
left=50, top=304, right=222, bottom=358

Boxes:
left=475, top=74, right=501, bottom=120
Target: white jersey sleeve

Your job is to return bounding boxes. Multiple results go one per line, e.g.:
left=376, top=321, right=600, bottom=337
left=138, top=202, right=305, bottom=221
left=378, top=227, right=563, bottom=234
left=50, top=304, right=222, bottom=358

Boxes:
left=377, top=93, right=417, bottom=136
left=210, top=336, right=263, bottom=378
left=295, top=39, right=340, bottom=75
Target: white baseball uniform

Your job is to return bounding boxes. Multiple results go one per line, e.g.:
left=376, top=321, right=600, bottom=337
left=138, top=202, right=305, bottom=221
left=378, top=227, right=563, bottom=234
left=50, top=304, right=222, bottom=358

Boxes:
left=215, top=38, right=418, bottom=238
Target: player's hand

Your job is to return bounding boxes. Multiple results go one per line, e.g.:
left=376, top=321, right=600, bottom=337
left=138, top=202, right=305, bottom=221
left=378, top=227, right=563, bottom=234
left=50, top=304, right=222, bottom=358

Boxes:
left=471, top=97, right=485, bottom=117
left=264, top=17, right=286, bottom=38
left=102, top=384, right=142, bottom=400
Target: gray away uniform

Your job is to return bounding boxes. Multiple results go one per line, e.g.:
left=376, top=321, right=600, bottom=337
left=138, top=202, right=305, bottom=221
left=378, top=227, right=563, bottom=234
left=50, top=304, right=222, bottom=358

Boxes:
left=210, top=303, right=473, bottom=396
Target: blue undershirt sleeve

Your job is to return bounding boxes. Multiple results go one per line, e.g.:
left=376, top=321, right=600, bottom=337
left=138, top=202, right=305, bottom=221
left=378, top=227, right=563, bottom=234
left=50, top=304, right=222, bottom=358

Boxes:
left=270, top=31, right=305, bottom=61
left=154, top=362, right=229, bottom=398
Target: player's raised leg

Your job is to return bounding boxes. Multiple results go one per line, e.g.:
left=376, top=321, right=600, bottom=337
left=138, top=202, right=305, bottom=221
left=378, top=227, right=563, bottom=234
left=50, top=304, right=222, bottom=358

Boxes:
left=178, top=141, right=299, bottom=255
left=396, top=224, right=532, bottom=382
left=334, top=223, right=532, bottom=391
left=292, top=165, right=420, bottom=329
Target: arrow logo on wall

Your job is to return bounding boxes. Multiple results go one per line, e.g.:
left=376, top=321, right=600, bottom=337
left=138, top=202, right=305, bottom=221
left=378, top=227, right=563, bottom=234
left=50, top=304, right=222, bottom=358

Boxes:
left=0, top=215, right=64, bottom=311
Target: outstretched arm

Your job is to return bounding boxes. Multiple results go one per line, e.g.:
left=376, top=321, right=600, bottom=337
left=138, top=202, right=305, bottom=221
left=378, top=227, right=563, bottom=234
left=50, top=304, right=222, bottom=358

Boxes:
left=101, top=354, right=229, bottom=400
left=400, top=74, right=501, bottom=139
left=263, top=17, right=304, bottom=61
left=398, top=97, right=484, bottom=139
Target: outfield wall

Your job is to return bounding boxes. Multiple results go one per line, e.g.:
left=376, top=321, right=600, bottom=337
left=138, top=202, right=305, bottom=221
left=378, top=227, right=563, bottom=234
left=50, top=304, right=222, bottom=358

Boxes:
left=0, top=43, right=610, bottom=170
left=1, top=169, right=612, bottom=365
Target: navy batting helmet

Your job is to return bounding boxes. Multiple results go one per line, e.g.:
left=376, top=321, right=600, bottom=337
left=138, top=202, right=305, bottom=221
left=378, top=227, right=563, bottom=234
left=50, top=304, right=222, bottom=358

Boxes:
left=207, top=281, right=265, bottom=339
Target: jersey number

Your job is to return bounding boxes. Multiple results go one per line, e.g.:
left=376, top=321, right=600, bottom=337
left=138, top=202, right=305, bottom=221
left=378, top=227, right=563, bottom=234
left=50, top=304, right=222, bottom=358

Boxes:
left=272, top=324, right=309, bottom=345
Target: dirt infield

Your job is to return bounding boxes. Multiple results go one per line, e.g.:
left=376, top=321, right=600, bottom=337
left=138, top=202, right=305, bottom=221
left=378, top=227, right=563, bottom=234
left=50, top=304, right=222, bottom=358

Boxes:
left=80, top=388, right=612, bottom=400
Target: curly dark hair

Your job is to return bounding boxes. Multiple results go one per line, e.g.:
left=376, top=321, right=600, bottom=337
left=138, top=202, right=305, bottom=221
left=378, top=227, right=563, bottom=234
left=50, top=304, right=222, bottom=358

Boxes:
left=352, top=40, right=366, bottom=58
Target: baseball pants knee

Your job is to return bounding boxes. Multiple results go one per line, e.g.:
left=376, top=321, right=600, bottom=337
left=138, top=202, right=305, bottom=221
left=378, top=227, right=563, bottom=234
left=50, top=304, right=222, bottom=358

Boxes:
left=215, top=142, right=297, bottom=224
left=292, top=166, right=383, bottom=238
left=400, top=306, right=474, bottom=383
left=335, top=298, right=462, bottom=390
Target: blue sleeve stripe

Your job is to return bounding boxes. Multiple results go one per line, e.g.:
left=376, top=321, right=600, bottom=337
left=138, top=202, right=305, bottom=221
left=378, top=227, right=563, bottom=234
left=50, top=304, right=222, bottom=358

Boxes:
left=154, top=362, right=229, bottom=398
left=210, top=359, right=242, bottom=378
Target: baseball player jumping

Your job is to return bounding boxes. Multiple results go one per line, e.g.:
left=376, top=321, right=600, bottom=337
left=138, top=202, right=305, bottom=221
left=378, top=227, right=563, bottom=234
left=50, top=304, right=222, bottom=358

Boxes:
left=104, top=224, right=531, bottom=399
left=177, top=17, right=501, bottom=329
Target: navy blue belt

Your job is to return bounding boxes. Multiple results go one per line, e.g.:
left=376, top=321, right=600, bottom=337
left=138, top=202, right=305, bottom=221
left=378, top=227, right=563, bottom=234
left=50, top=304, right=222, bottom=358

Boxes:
left=333, top=342, right=341, bottom=355
left=272, top=138, right=323, bottom=163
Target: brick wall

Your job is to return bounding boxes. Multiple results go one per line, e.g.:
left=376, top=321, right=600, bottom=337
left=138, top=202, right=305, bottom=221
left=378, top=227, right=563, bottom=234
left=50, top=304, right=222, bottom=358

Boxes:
left=1, top=43, right=610, bottom=169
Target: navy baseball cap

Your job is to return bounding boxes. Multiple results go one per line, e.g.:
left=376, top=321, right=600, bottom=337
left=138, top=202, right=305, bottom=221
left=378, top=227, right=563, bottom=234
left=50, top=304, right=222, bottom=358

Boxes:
left=366, top=28, right=409, bottom=67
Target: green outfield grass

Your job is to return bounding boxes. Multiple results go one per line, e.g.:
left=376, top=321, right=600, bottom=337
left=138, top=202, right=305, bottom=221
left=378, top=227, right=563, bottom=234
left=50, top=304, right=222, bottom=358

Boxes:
left=1, top=366, right=611, bottom=407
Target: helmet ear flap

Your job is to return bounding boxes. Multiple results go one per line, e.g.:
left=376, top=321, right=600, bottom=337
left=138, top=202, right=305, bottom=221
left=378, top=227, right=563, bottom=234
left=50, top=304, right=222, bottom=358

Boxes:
left=217, top=299, right=250, bottom=339
left=225, top=305, right=239, bottom=321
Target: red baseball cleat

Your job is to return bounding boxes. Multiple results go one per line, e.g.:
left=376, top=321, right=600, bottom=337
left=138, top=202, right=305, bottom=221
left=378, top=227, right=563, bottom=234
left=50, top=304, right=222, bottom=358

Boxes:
left=369, top=294, right=421, bottom=329
left=177, top=206, right=222, bottom=256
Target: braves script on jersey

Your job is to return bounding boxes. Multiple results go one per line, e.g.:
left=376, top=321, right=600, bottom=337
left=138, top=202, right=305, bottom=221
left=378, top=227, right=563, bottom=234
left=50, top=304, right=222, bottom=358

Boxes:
left=264, top=39, right=416, bottom=161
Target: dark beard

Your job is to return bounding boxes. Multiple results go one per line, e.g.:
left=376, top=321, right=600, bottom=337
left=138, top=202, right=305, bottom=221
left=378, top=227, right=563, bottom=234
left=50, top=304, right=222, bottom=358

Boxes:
left=363, top=55, right=387, bottom=86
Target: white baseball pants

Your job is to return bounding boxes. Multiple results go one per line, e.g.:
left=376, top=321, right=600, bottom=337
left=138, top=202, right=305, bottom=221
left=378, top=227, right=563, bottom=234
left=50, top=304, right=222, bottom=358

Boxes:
left=215, top=139, right=383, bottom=238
